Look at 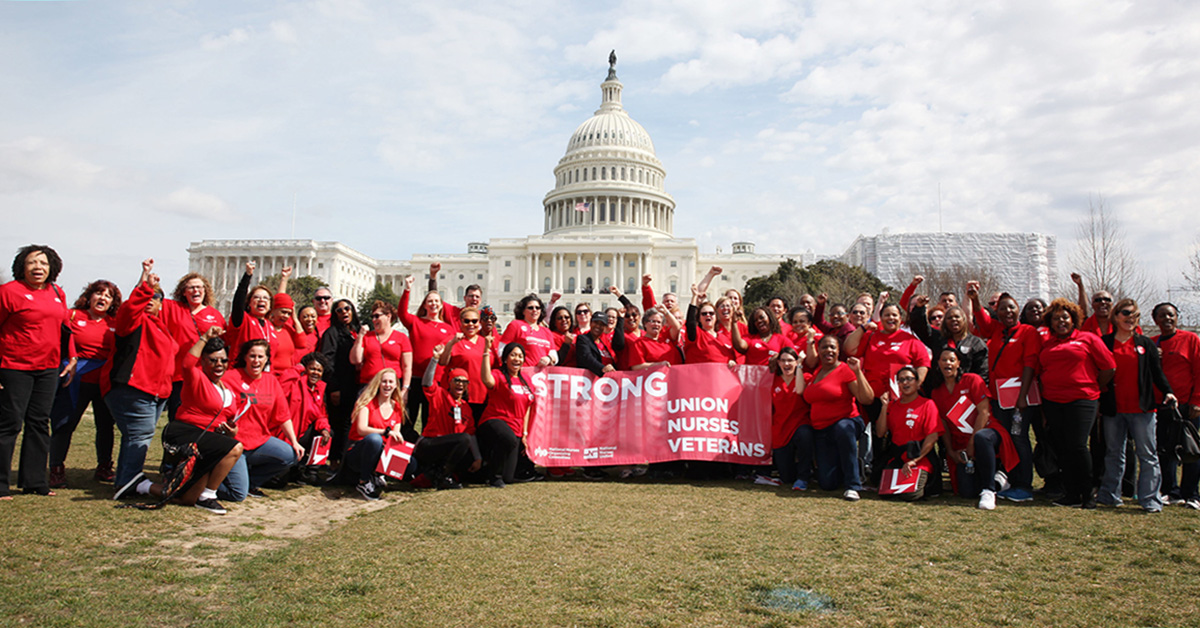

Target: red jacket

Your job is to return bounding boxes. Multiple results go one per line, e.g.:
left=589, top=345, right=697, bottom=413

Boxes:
left=102, top=281, right=179, bottom=398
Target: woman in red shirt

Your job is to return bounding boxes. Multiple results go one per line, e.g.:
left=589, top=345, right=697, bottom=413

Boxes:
left=418, top=346, right=482, bottom=489
left=786, top=307, right=821, bottom=372
left=123, top=328, right=245, bottom=514
left=49, top=279, right=121, bottom=488
left=1151, top=302, right=1200, bottom=508
left=875, top=365, right=941, bottom=501
left=344, top=368, right=406, bottom=500
left=163, top=272, right=227, bottom=421
left=224, top=261, right=276, bottom=362
left=216, top=339, right=303, bottom=502
left=970, top=287, right=1042, bottom=502
left=286, top=352, right=332, bottom=485
left=478, top=336, right=535, bottom=487
left=1038, top=298, right=1116, bottom=509
left=548, top=306, right=576, bottom=367
left=351, top=300, right=413, bottom=396
left=684, top=286, right=737, bottom=368
left=802, top=335, right=875, bottom=500
left=438, top=308, right=497, bottom=420
left=929, top=349, right=1018, bottom=510
left=631, top=307, right=683, bottom=369
left=499, top=294, right=558, bottom=368
left=1098, top=299, right=1175, bottom=512
left=0, top=245, right=72, bottom=498
left=771, top=347, right=813, bottom=490
left=298, top=305, right=320, bottom=351
left=733, top=307, right=793, bottom=367
left=267, top=292, right=310, bottom=393
left=398, top=275, right=456, bottom=426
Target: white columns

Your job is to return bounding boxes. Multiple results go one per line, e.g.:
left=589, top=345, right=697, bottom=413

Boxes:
left=593, top=253, right=600, bottom=294
left=616, top=252, right=624, bottom=295
left=575, top=253, right=582, bottom=294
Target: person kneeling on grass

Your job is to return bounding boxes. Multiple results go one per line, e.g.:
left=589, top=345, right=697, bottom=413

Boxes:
left=412, top=345, right=482, bottom=489
left=345, top=368, right=407, bottom=500
left=284, top=352, right=332, bottom=485
left=478, top=337, right=535, bottom=488
left=802, top=336, right=875, bottom=501
left=115, top=328, right=243, bottom=514
left=218, top=340, right=304, bottom=502
left=875, top=366, right=942, bottom=502
left=929, top=349, right=1020, bottom=511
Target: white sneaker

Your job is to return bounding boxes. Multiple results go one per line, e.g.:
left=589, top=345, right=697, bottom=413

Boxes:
left=994, top=471, right=1011, bottom=493
left=1185, top=499, right=1200, bottom=511
left=843, top=489, right=861, bottom=502
left=978, top=489, right=997, bottom=511
left=754, top=474, right=782, bottom=486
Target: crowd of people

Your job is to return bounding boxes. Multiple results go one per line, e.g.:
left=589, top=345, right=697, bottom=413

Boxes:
left=1, top=245, right=1197, bottom=516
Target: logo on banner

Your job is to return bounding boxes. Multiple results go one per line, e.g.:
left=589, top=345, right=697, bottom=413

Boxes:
left=534, top=447, right=549, bottom=458
left=880, top=468, right=919, bottom=495
left=583, top=447, right=599, bottom=459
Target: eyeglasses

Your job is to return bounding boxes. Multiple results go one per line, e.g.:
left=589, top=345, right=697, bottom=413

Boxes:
left=335, top=306, right=352, bottom=313
left=370, top=313, right=387, bottom=319
left=205, top=357, right=229, bottom=364
left=1118, top=309, right=1137, bottom=317
left=526, top=305, right=542, bottom=311
left=462, top=318, right=481, bottom=324
left=624, top=313, right=638, bottom=318
left=576, top=309, right=590, bottom=315
left=1093, top=296, right=1113, bottom=303
left=555, top=314, right=571, bottom=320
left=896, top=376, right=917, bottom=383
left=314, top=296, right=332, bottom=301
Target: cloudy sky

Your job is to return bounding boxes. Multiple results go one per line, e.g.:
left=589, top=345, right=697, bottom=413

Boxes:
left=3, top=0, right=1198, bottom=299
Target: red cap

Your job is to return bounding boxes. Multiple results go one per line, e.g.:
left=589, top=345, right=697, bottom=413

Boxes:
left=272, top=293, right=294, bottom=310
left=448, top=368, right=469, bottom=381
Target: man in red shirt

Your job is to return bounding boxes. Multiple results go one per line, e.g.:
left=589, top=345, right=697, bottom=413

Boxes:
left=313, top=287, right=334, bottom=337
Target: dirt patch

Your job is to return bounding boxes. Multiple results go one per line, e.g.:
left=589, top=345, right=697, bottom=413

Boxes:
left=126, top=488, right=403, bottom=572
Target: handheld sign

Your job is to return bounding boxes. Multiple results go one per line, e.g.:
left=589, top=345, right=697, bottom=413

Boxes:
left=879, top=468, right=922, bottom=495
left=306, top=435, right=332, bottom=466
left=947, top=394, right=977, bottom=434
left=375, top=437, right=416, bottom=480
left=997, top=377, right=1041, bottom=409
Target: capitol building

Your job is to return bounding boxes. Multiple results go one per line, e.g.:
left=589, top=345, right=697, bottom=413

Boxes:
left=188, top=57, right=1058, bottom=315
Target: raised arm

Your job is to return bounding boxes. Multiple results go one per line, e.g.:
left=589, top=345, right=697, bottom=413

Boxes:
left=428, top=263, right=440, bottom=293
left=846, top=357, right=875, bottom=406
left=899, top=276, right=922, bottom=311
left=277, top=265, right=292, bottom=297
left=695, top=266, right=720, bottom=299
left=397, top=275, right=417, bottom=330
left=661, top=301, right=683, bottom=343
left=349, top=324, right=369, bottom=366
left=424, top=344, right=444, bottom=388
left=641, top=274, right=656, bottom=311
left=481, top=335, right=497, bottom=389
left=730, top=312, right=749, bottom=353
left=1071, top=272, right=1089, bottom=317
left=909, top=296, right=932, bottom=345
left=229, top=260, right=255, bottom=328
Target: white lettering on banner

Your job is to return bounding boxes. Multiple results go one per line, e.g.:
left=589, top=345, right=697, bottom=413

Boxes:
left=666, top=417, right=739, bottom=435
left=888, top=470, right=917, bottom=493
left=531, top=370, right=668, bottom=402
left=666, top=397, right=730, bottom=414
left=667, top=437, right=766, bottom=457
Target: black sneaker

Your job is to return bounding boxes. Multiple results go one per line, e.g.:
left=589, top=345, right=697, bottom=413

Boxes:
left=436, top=476, right=463, bottom=490
left=581, top=468, right=608, bottom=480
left=1052, top=495, right=1083, bottom=508
left=356, top=481, right=380, bottom=501
left=489, top=477, right=506, bottom=488
left=194, top=498, right=227, bottom=515
left=247, top=487, right=267, bottom=498
left=1081, top=497, right=1097, bottom=510
left=114, top=472, right=146, bottom=500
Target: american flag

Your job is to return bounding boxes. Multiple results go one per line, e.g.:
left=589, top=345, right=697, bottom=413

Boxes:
left=574, top=202, right=591, bottom=212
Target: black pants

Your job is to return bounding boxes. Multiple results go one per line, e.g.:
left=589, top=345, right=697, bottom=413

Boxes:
left=406, top=385, right=430, bottom=432
left=414, top=433, right=479, bottom=478
left=327, top=393, right=354, bottom=463
left=0, top=368, right=57, bottom=495
left=477, top=420, right=520, bottom=483
left=954, top=428, right=1002, bottom=497
left=50, top=381, right=115, bottom=467
left=1044, top=399, right=1098, bottom=502
left=864, top=399, right=885, bottom=485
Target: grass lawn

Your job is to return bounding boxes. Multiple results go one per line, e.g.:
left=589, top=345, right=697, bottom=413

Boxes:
left=3, top=413, right=1200, bottom=628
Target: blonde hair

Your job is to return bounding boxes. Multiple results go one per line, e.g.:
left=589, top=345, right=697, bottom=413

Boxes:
left=352, top=368, right=406, bottom=419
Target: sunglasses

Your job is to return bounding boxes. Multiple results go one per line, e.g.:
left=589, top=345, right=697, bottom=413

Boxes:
left=624, top=313, right=638, bottom=318
left=1093, top=297, right=1113, bottom=303
left=370, top=313, right=387, bottom=319
left=314, top=296, right=332, bottom=301
left=205, top=357, right=229, bottom=364
left=1118, top=309, right=1137, bottom=317
left=462, top=318, right=480, bottom=324
left=896, top=376, right=917, bottom=383
left=700, top=311, right=716, bottom=317
left=336, top=306, right=352, bottom=313
left=527, top=305, right=542, bottom=311
left=576, top=309, right=590, bottom=315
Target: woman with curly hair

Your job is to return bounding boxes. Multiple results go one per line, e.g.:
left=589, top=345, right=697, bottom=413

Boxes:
left=398, top=274, right=456, bottom=424
left=319, top=298, right=361, bottom=464
left=49, top=279, right=122, bottom=487
left=161, top=272, right=227, bottom=421
left=1038, top=298, right=1116, bottom=509
left=498, top=293, right=557, bottom=368
left=0, top=244, right=72, bottom=498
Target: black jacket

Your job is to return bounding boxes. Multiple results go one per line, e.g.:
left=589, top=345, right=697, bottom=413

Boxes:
left=1100, top=333, right=1173, bottom=415
left=576, top=321, right=625, bottom=376
left=910, top=304, right=988, bottom=392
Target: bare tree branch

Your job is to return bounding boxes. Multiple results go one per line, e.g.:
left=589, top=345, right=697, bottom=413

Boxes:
left=1067, top=194, right=1153, bottom=304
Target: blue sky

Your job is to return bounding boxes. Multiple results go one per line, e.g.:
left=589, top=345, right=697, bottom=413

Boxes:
left=3, top=0, right=1198, bottom=299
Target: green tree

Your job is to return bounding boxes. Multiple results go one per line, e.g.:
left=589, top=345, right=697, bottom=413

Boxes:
left=743, top=259, right=891, bottom=311
left=260, top=274, right=329, bottom=309
left=357, top=282, right=400, bottom=319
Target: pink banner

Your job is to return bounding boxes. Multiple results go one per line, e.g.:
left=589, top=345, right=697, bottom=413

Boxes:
left=526, top=363, right=773, bottom=466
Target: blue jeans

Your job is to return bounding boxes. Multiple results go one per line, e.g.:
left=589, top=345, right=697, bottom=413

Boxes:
left=219, top=437, right=296, bottom=502
left=105, top=384, right=167, bottom=490
left=814, top=417, right=864, bottom=491
left=344, top=434, right=385, bottom=483
left=773, top=424, right=815, bottom=485
left=954, top=428, right=1002, bottom=497
left=991, top=401, right=1033, bottom=490
left=1100, top=412, right=1161, bottom=510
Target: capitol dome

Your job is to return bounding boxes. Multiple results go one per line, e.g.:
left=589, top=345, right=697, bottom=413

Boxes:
left=542, top=54, right=676, bottom=237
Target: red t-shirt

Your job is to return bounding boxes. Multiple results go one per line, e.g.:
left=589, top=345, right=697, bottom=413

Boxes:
left=188, top=305, right=226, bottom=335
left=973, top=309, right=1042, bottom=399
left=357, top=329, right=413, bottom=384
left=1081, top=315, right=1140, bottom=337
left=479, top=369, right=534, bottom=436
left=176, top=353, right=237, bottom=431
left=1153, top=330, right=1200, bottom=407
left=316, top=313, right=332, bottom=337
left=422, top=382, right=475, bottom=438
left=68, top=310, right=115, bottom=384
left=223, top=368, right=291, bottom=450
left=0, top=280, right=71, bottom=370
left=633, top=334, right=683, bottom=366
left=225, top=314, right=276, bottom=367
left=857, top=329, right=931, bottom=397
left=1038, top=330, right=1117, bottom=403
left=349, top=398, right=401, bottom=442
left=398, top=290, right=456, bottom=377
left=803, top=363, right=859, bottom=430
left=272, top=324, right=310, bottom=373
left=444, top=335, right=495, bottom=404
left=744, top=333, right=794, bottom=367
left=500, top=320, right=557, bottom=367
left=551, top=331, right=576, bottom=367
left=884, top=396, right=942, bottom=473
left=1110, top=337, right=1144, bottom=414
left=772, top=373, right=811, bottom=448
left=684, top=329, right=736, bottom=364
left=929, top=373, right=990, bottom=451
left=286, top=372, right=330, bottom=436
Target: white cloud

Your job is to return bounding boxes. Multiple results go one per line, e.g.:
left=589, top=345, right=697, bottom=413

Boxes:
left=200, top=27, right=251, bottom=51
left=155, top=187, right=236, bottom=221
left=270, top=21, right=298, bottom=44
